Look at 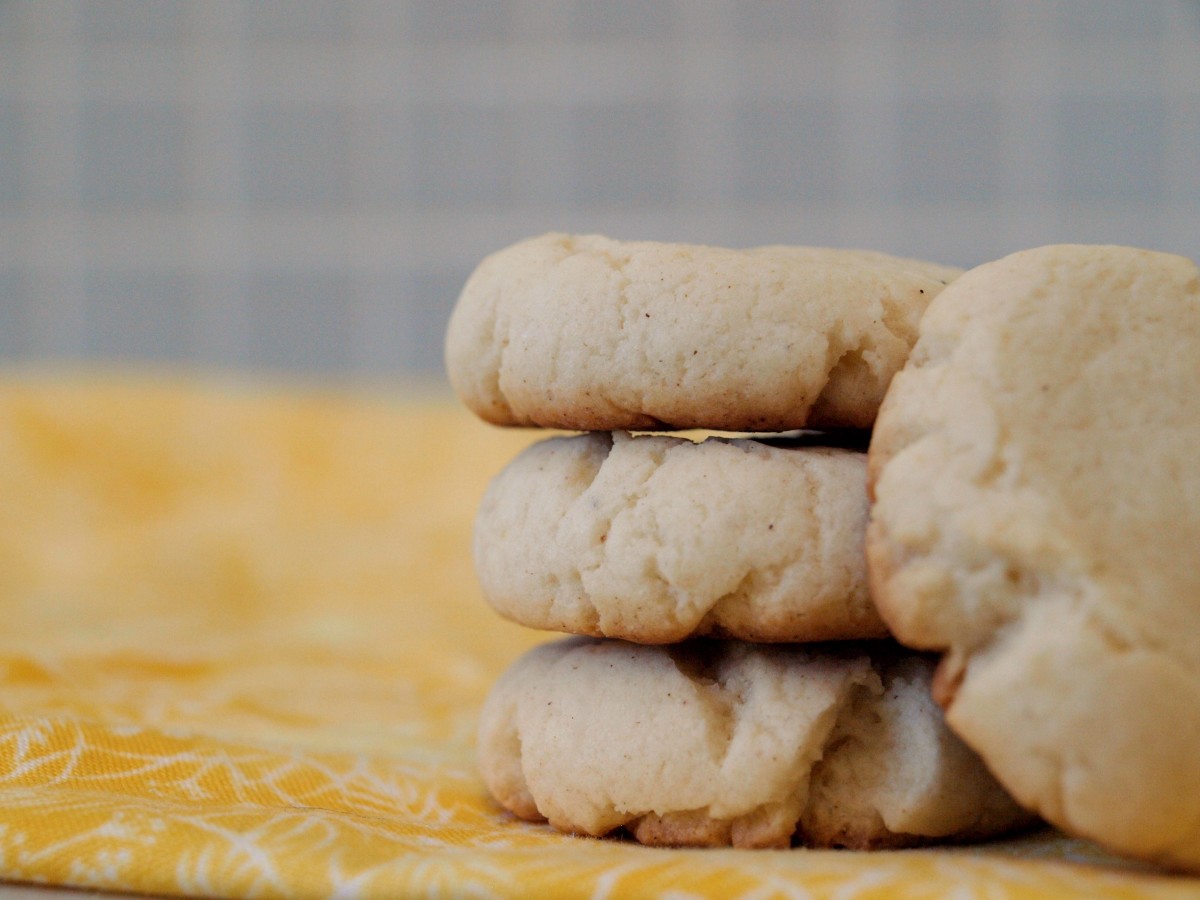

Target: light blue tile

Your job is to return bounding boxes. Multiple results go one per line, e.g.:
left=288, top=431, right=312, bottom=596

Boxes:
left=0, top=4, right=21, bottom=50
left=897, top=1, right=1001, bottom=38
left=79, top=1, right=185, bottom=43
left=82, top=269, right=193, bottom=362
left=0, top=269, right=27, bottom=359
left=79, top=102, right=186, bottom=209
left=1055, top=96, right=1166, bottom=204
left=1052, top=0, right=1166, bottom=38
left=354, top=267, right=465, bottom=376
left=247, top=270, right=353, bottom=373
left=406, top=0, right=511, bottom=43
left=351, top=273, right=408, bottom=374
left=569, top=1, right=674, bottom=41
left=570, top=102, right=679, bottom=208
left=0, top=101, right=22, bottom=209
left=352, top=110, right=417, bottom=209
left=244, top=0, right=353, bottom=42
left=412, top=104, right=513, bottom=209
left=894, top=37, right=1003, bottom=97
left=244, top=105, right=352, bottom=209
left=1173, top=96, right=1200, bottom=205
left=404, top=268, right=469, bottom=374
left=510, top=106, right=575, bottom=208
left=733, top=98, right=838, bottom=204
left=81, top=38, right=186, bottom=101
left=731, top=1, right=837, bottom=41
left=896, top=98, right=1002, bottom=204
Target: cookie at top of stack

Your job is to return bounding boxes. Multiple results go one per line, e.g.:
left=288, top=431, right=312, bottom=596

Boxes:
left=448, top=232, right=1034, bottom=849
left=445, top=232, right=962, bottom=432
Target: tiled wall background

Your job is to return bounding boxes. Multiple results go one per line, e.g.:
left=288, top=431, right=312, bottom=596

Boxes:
left=2, top=1, right=1198, bottom=381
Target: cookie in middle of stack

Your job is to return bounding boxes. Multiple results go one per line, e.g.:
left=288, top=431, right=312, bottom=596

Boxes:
left=474, top=430, right=882, bottom=644
left=450, top=233, right=1035, bottom=848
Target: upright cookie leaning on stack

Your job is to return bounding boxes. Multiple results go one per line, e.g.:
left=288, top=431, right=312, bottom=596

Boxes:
left=447, top=233, right=1034, bottom=849
left=867, top=244, right=1200, bottom=872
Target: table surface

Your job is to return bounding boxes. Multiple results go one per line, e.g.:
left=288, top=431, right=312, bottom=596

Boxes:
left=0, top=374, right=1194, bottom=899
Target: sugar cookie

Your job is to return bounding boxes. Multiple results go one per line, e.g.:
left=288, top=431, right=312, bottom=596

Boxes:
left=867, top=244, right=1200, bottom=872
left=478, top=638, right=1033, bottom=848
left=446, top=233, right=961, bottom=431
left=475, top=431, right=884, bottom=643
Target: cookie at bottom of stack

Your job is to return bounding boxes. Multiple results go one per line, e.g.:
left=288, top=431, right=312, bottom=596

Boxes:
left=478, top=637, right=1035, bottom=849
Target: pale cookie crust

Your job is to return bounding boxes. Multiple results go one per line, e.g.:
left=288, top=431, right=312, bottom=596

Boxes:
left=478, top=638, right=1033, bottom=848
left=866, top=244, right=1200, bottom=872
left=474, top=431, right=886, bottom=643
left=445, top=233, right=962, bottom=431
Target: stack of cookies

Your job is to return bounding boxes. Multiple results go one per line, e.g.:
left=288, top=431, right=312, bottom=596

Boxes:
left=445, top=233, right=1034, bottom=849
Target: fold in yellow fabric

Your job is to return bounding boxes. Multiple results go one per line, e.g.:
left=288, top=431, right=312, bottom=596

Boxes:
left=0, top=374, right=1192, bottom=898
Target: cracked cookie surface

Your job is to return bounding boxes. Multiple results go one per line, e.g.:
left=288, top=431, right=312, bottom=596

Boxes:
left=477, top=638, right=1032, bottom=848
left=445, top=233, right=962, bottom=431
left=866, top=244, right=1200, bottom=872
left=474, top=431, right=885, bottom=643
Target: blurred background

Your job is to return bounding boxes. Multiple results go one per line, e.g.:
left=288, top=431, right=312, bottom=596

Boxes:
left=1, top=0, right=1197, bottom=385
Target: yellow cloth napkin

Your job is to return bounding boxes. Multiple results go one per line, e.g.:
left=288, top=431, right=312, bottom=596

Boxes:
left=0, top=374, right=1194, bottom=898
